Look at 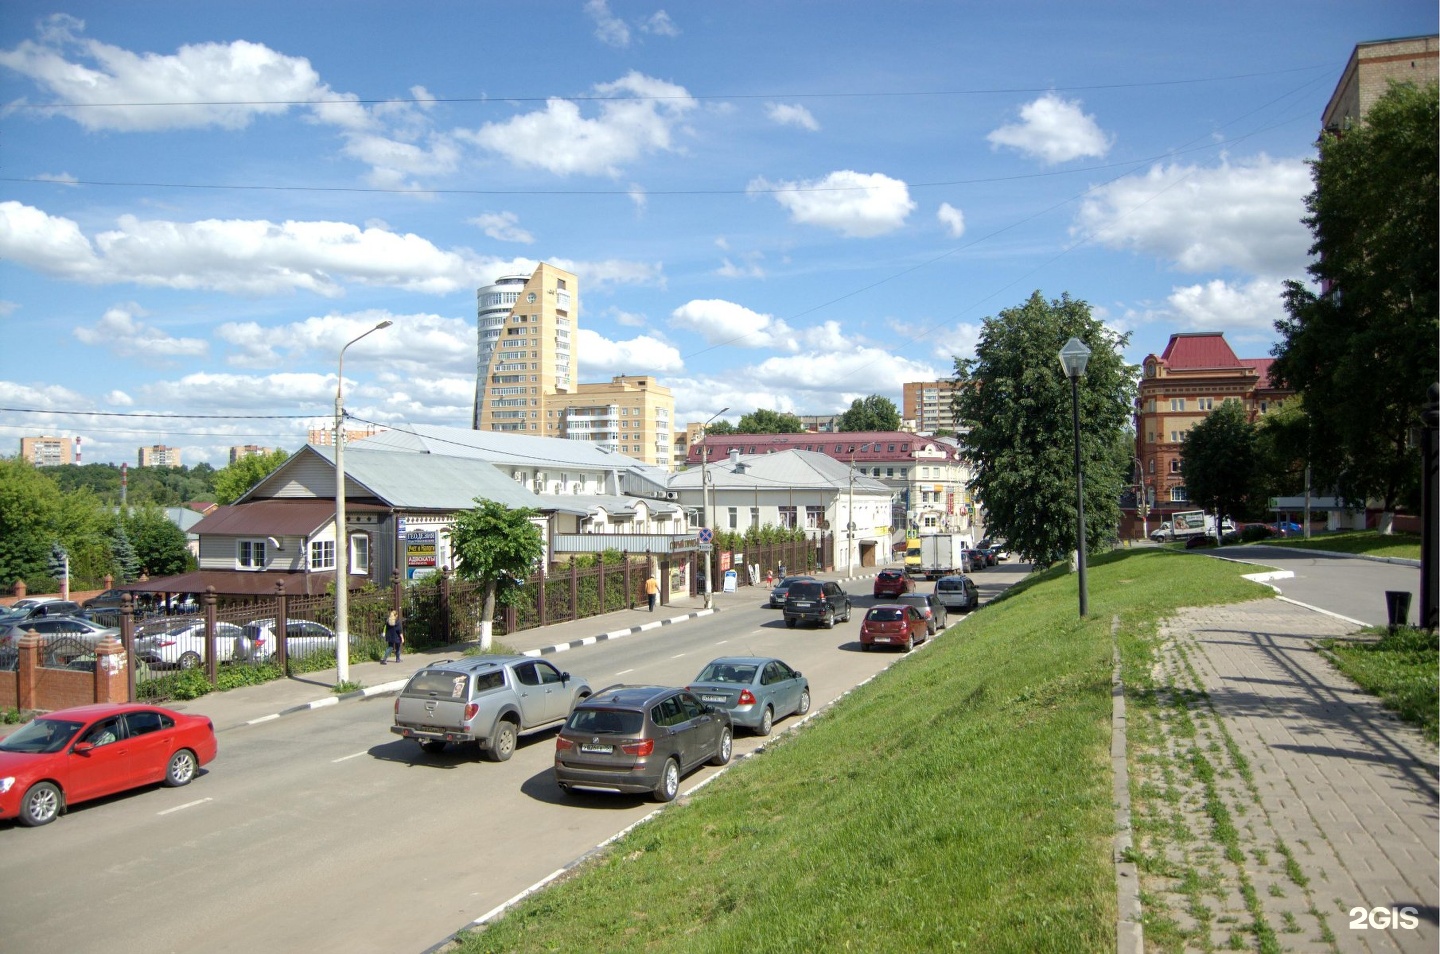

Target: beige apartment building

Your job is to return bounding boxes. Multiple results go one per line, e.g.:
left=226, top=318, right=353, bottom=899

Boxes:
left=229, top=444, right=274, bottom=463
left=138, top=444, right=182, bottom=468
left=308, top=424, right=384, bottom=447
left=20, top=436, right=74, bottom=466
left=1323, top=35, right=1438, bottom=132
left=903, top=380, right=962, bottom=434
left=556, top=375, right=674, bottom=469
left=472, top=263, right=576, bottom=435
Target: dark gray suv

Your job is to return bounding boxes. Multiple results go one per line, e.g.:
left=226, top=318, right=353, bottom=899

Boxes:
left=554, top=685, right=733, bottom=801
left=782, top=580, right=852, bottom=629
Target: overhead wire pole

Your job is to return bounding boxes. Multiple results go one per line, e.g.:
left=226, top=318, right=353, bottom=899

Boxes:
left=699, top=407, right=729, bottom=609
left=1060, top=337, right=1092, bottom=618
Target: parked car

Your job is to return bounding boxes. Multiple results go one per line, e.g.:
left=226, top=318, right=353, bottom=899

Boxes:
left=896, top=592, right=948, bottom=634
left=133, top=618, right=260, bottom=669
left=0, top=615, right=120, bottom=658
left=977, top=547, right=998, bottom=568
left=962, top=549, right=985, bottom=571
left=768, top=575, right=817, bottom=608
left=1185, top=535, right=1217, bottom=549
left=392, top=655, right=591, bottom=760
left=783, top=580, right=853, bottom=629
left=687, top=656, right=810, bottom=736
left=242, top=618, right=347, bottom=660
left=933, top=574, right=981, bottom=612
left=1274, top=521, right=1302, bottom=536
left=872, top=568, right=913, bottom=599
left=0, top=703, right=217, bottom=827
left=0, top=600, right=82, bottom=624
left=82, top=589, right=131, bottom=611
left=554, top=685, right=732, bottom=802
left=859, top=604, right=930, bottom=652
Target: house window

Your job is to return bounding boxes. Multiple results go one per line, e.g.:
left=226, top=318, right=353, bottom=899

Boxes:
left=1169, top=460, right=1182, bottom=474
left=1170, top=398, right=1185, bottom=411
left=1170, top=486, right=1189, bottom=502
left=727, top=507, right=738, bottom=530
left=886, top=468, right=894, bottom=478
left=1198, top=397, right=1214, bottom=410
left=310, top=540, right=335, bottom=571
left=779, top=506, right=797, bottom=529
left=350, top=534, right=370, bottom=575
left=805, top=506, right=823, bottom=529
left=237, top=539, right=267, bottom=569
left=750, top=507, right=759, bottom=528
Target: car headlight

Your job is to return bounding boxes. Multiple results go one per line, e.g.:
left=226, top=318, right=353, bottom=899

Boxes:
left=0, top=777, right=14, bottom=794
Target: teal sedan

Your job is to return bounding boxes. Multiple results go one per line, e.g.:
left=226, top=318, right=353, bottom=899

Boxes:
left=687, top=656, right=811, bottom=737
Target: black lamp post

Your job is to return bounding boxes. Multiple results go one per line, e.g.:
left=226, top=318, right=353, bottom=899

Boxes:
left=1059, top=337, right=1091, bottom=618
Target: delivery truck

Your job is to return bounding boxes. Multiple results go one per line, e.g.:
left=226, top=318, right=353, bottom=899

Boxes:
left=918, top=533, right=971, bottom=580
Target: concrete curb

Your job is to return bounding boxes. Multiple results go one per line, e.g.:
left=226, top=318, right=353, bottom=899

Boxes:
left=1111, top=615, right=1143, bottom=954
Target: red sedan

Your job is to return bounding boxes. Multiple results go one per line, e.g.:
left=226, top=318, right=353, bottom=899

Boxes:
left=859, top=603, right=930, bottom=653
left=0, top=703, right=217, bottom=827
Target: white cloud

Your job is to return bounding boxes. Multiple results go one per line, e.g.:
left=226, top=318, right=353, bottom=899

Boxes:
left=937, top=202, right=966, bottom=238
left=641, top=11, right=680, bottom=37
left=669, top=299, right=796, bottom=350
left=575, top=328, right=684, bottom=373
left=0, top=300, right=18, bottom=317
left=987, top=92, right=1112, bottom=164
left=216, top=309, right=471, bottom=373
left=749, top=170, right=915, bottom=238
left=0, top=14, right=336, bottom=132
left=1074, top=156, right=1311, bottom=276
left=585, top=0, right=631, bottom=47
left=766, top=103, right=820, bottom=131
left=715, top=252, right=765, bottom=279
left=1165, top=278, right=1286, bottom=333
left=469, top=211, right=535, bottom=244
left=73, top=305, right=209, bottom=360
left=458, top=72, right=697, bottom=177
left=106, top=390, right=133, bottom=405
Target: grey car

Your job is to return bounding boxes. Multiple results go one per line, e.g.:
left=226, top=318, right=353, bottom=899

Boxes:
left=934, top=574, right=980, bottom=612
left=896, top=592, right=948, bottom=634
left=687, top=656, right=811, bottom=736
left=554, top=686, right=732, bottom=802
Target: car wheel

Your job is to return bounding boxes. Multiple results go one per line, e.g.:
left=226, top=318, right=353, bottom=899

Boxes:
left=178, top=651, right=202, bottom=670
left=757, top=706, right=774, bottom=737
left=419, top=739, right=447, bottom=754
left=653, top=758, right=681, bottom=802
left=927, top=620, right=937, bottom=635
left=485, top=720, right=518, bottom=762
left=785, top=617, right=797, bottom=629
left=796, top=688, right=811, bottom=716
left=19, top=781, right=62, bottom=827
left=823, top=610, right=835, bottom=630
left=164, top=749, right=198, bottom=787
left=902, top=635, right=914, bottom=653
left=711, top=727, right=733, bottom=765
left=860, top=641, right=871, bottom=652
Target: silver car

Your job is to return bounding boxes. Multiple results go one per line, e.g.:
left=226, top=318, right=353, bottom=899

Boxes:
left=134, top=618, right=260, bottom=669
left=687, top=656, right=811, bottom=736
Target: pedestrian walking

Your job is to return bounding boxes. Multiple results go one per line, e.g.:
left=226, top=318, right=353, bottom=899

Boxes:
left=382, top=610, right=403, bottom=664
left=644, top=573, right=659, bottom=612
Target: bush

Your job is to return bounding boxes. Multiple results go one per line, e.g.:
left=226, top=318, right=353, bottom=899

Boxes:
left=1240, top=524, right=1274, bottom=543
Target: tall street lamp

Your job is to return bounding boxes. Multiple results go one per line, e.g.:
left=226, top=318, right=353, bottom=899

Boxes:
left=1059, top=336, right=1091, bottom=618
left=334, top=319, right=392, bottom=683
left=699, top=407, right=729, bottom=609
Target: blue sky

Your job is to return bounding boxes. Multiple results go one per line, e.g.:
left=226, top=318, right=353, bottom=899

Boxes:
left=2, top=1, right=1434, bottom=466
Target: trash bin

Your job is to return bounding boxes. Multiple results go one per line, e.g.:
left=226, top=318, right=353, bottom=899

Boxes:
left=1385, top=590, right=1412, bottom=633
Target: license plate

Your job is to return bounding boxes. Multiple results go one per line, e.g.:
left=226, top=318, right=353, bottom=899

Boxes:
left=873, top=636, right=891, bottom=643
left=792, top=601, right=812, bottom=608
left=701, top=695, right=726, bottom=703
left=580, top=743, right=613, bottom=754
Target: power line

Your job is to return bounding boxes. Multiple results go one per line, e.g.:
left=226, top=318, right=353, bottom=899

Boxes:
left=0, top=406, right=320, bottom=420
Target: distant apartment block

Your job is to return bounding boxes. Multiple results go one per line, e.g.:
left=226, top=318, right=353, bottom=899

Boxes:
left=555, top=375, right=674, bottom=469
left=138, top=445, right=182, bottom=468
left=1323, top=35, right=1438, bottom=132
left=472, top=262, right=576, bottom=435
left=20, top=436, right=74, bottom=466
left=308, top=424, right=384, bottom=446
left=903, top=380, right=962, bottom=434
left=229, top=445, right=274, bottom=463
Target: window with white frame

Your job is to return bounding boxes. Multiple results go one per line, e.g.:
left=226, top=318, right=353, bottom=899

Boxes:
left=727, top=507, right=738, bottom=530
left=1198, top=397, right=1214, bottom=410
left=1170, top=486, right=1189, bottom=502
left=1170, top=398, right=1185, bottom=411
left=237, top=539, right=267, bottom=569
left=350, top=534, right=370, bottom=575
left=779, top=506, right=797, bottom=529
left=310, top=540, right=336, bottom=571
left=805, top=506, right=822, bottom=529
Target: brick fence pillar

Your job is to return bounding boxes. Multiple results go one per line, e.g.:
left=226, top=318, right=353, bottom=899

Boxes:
left=16, top=632, right=41, bottom=711
left=93, top=637, right=128, bottom=704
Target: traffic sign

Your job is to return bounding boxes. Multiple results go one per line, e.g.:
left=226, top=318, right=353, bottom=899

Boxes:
left=698, top=543, right=713, bottom=553
left=698, top=527, right=713, bottom=544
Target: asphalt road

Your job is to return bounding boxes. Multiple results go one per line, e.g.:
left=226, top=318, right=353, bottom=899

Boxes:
left=0, top=564, right=1028, bottom=954
left=1212, top=544, right=1422, bottom=627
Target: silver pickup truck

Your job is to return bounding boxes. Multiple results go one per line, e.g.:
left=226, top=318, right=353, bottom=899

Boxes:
left=391, top=654, right=591, bottom=762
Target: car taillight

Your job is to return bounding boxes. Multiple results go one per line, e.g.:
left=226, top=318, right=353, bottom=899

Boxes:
left=622, top=738, right=654, bottom=756
left=555, top=736, right=574, bottom=751
left=463, top=702, right=480, bottom=722
left=393, top=697, right=400, bottom=714
left=737, top=689, right=756, bottom=705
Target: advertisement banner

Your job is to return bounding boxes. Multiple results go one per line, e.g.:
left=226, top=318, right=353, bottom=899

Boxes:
left=405, top=530, right=437, bottom=580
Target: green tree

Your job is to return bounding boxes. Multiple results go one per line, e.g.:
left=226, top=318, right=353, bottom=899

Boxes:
left=213, top=449, right=290, bottom=504
left=702, top=419, right=736, bottom=436
left=125, top=504, right=196, bottom=577
left=836, top=395, right=902, bottom=432
left=736, top=409, right=807, bottom=433
left=954, top=291, right=1135, bottom=565
left=1253, top=397, right=1310, bottom=503
left=1272, top=80, right=1438, bottom=520
left=1180, top=401, right=1258, bottom=536
left=448, top=499, right=545, bottom=649
left=0, top=457, right=68, bottom=591
left=110, top=524, right=141, bottom=582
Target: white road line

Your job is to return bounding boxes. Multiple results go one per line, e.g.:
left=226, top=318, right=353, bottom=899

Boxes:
left=671, top=653, right=686, bottom=658
left=158, top=797, right=212, bottom=816
left=614, top=668, right=634, bottom=676
left=332, top=751, right=368, bottom=763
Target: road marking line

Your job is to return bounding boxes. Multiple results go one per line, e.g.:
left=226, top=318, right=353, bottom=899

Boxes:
left=671, top=653, right=686, bottom=658
left=332, top=751, right=367, bottom=763
left=614, top=668, right=634, bottom=676
left=158, top=797, right=212, bottom=816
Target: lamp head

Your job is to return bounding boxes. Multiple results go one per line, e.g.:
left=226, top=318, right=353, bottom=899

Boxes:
left=1058, top=337, right=1091, bottom=380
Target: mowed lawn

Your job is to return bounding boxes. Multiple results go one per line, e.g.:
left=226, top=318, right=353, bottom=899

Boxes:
left=458, top=550, right=1268, bottom=954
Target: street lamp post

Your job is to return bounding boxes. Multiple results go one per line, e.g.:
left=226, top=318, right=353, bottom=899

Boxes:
left=699, top=407, right=729, bottom=609
left=334, top=319, right=392, bottom=683
left=1059, top=337, right=1091, bottom=618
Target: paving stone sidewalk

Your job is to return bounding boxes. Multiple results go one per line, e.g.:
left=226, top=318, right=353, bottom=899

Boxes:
left=1134, top=599, right=1438, bottom=953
